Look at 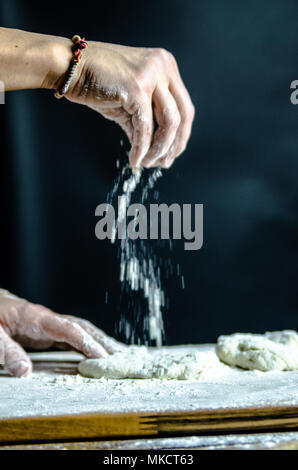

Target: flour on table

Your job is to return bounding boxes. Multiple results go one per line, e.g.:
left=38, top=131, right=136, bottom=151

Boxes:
left=2, top=346, right=298, bottom=420
left=78, top=346, right=227, bottom=380
left=216, top=330, right=298, bottom=371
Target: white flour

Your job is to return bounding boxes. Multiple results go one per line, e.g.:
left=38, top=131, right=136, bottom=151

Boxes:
left=106, top=164, right=165, bottom=346
left=1, top=346, right=298, bottom=419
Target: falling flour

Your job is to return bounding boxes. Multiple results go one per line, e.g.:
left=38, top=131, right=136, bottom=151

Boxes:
left=106, top=164, right=165, bottom=346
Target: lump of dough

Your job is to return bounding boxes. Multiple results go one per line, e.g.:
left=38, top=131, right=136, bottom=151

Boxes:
left=78, top=346, right=221, bottom=380
left=216, top=330, right=298, bottom=371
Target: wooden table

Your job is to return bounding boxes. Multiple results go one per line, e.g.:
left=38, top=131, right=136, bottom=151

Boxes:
left=1, top=348, right=298, bottom=450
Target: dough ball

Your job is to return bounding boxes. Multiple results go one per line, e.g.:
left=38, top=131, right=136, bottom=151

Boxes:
left=216, top=330, right=298, bottom=371
left=78, top=346, right=221, bottom=380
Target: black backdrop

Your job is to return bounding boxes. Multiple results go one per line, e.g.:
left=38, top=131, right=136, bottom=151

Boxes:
left=0, top=0, right=297, bottom=344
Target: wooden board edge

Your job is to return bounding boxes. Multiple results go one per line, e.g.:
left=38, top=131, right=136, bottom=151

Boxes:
left=0, top=404, right=298, bottom=443
left=0, top=412, right=158, bottom=443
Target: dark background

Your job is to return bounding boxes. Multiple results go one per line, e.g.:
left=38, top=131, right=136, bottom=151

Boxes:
left=0, top=0, right=297, bottom=345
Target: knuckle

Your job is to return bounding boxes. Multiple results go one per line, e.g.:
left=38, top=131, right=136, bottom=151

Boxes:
left=188, top=102, right=195, bottom=119
left=62, top=317, right=74, bottom=329
left=78, top=318, right=92, bottom=328
left=181, top=101, right=195, bottom=122
left=166, top=50, right=177, bottom=66
left=132, top=85, right=151, bottom=109
left=167, top=113, right=181, bottom=131
left=153, top=47, right=167, bottom=58
left=131, top=68, right=154, bottom=95
left=131, top=78, right=144, bottom=97
left=151, top=47, right=176, bottom=64
left=8, top=305, right=18, bottom=317
left=163, top=107, right=181, bottom=129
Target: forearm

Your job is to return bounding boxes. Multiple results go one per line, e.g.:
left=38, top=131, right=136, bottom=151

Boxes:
left=0, top=27, right=71, bottom=91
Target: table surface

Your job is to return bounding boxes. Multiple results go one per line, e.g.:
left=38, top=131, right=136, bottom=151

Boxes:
left=1, top=345, right=298, bottom=419
left=1, top=346, right=298, bottom=449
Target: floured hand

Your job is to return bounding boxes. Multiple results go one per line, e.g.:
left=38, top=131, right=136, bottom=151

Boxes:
left=53, top=41, right=195, bottom=169
left=0, top=289, right=125, bottom=377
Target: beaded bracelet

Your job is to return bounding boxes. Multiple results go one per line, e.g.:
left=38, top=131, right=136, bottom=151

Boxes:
left=54, top=35, right=88, bottom=99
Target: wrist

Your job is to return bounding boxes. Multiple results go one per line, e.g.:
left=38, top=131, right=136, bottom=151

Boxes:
left=40, top=36, right=73, bottom=90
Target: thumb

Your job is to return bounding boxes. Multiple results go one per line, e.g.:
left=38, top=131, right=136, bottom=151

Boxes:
left=0, top=325, right=32, bottom=377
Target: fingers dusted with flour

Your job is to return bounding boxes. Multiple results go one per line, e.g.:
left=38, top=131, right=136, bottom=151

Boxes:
left=124, top=95, right=154, bottom=168
left=159, top=82, right=195, bottom=168
left=154, top=59, right=195, bottom=168
left=0, top=289, right=122, bottom=377
left=61, top=315, right=127, bottom=354
left=0, top=325, right=32, bottom=377
left=56, top=42, right=194, bottom=169
left=34, top=308, right=109, bottom=359
left=141, top=86, right=181, bottom=167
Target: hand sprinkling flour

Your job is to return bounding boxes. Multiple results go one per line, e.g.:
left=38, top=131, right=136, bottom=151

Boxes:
left=0, top=28, right=196, bottom=377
